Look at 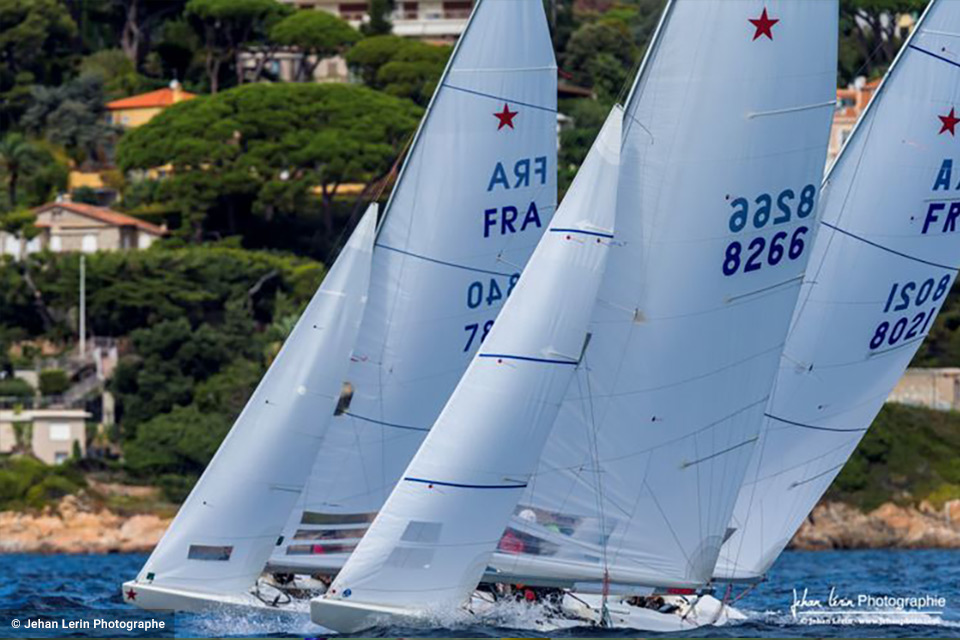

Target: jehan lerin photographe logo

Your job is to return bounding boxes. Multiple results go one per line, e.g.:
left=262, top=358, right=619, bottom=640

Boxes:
left=790, top=587, right=947, bottom=624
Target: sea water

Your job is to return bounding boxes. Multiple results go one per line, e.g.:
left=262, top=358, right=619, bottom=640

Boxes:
left=0, top=549, right=958, bottom=637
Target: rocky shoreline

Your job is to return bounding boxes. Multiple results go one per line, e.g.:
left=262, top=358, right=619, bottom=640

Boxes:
left=789, top=499, right=960, bottom=550
left=2, top=496, right=959, bottom=555
left=0, top=495, right=170, bottom=554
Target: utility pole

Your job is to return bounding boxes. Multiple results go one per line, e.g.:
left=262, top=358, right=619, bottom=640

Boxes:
left=79, top=254, right=85, bottom=358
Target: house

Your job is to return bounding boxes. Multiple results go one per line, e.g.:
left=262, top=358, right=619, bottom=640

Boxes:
left=279, top=0, right=474, bottom=40
left=105, top=80, right=196, bottom=129
left=888, top=368, right=960, bottom=411
left=0, top=201, right=167, bottom=258
left=239, top=48, right=351, bottom=84
left=828, top=78, right=879, bottom=164
left=0, top=408, right=90, bottom=465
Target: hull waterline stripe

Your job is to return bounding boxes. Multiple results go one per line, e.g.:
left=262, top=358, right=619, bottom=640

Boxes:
left=442, top=84, right=558, bottom=113
left=820, top=221, right=958, bottom=271
left=908, top=43, right=960, bottom=70
left=549, top=227, right=615, bottom=239
left=376, top=243, right=516, bottom=277
left=404, top=477, right=528, bottom=489
left=342, top=411, right=429, bottom=432
left=479, top=353, right=579, bottom=366
left=765, top=412, right=868, bottom=433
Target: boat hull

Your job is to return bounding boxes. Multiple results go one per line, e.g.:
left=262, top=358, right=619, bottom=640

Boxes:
left=121, top=581, right=303, bottom=615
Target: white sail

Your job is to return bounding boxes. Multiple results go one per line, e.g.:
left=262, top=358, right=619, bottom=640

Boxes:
left=126, top=205, right=377, bottom=598
left=489, top=0, right=838, bottom=591
left=271, top=0, right=557, bottom=573
left=312, top=107, right=622, bottom=628
left=715, top=0, right=960, bottom=581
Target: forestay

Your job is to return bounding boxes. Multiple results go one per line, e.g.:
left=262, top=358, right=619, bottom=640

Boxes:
left=317, top=107, right=622, bottom=614
left=130, top=206, right=377, bottom=595
left=715, top=0, right=960, bottom=581
left=270, top=0, right=558, bottom=574
left=489, top=0, right=838, bottom=591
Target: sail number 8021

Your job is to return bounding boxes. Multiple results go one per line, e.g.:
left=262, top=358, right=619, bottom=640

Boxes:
left=723, top=184, right=816, bottom=277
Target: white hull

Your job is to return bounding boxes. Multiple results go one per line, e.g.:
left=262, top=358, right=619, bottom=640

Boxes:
left=310, top=590, right=744, bottom=633
left=121, top=580, right=305, bottom=615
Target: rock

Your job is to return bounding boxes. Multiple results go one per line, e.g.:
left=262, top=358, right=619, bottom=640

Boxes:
left=789, top=500, right=960, bottom=550
left=0, top=496, right=171, bottom=555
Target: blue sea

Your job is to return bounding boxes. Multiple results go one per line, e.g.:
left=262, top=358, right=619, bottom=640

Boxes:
left=1, top=550, right=958, bottom=637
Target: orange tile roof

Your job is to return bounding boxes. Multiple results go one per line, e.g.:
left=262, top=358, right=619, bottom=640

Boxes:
left=106, top=87, right=196, bottom=111
left=34, top=202, right=167, bottom=236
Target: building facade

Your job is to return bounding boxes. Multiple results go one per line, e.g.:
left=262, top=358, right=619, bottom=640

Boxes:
left=279, top=0, right=474, bottom=40
left=105, top=80, right=196, bottom=129
left=0, top=202, right=167, bottom=258
left=888, top=368, right=960, bottom=412
left=0, top=409, right=90, bottom=465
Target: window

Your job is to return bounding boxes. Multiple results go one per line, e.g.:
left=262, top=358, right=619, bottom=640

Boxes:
left=4, top=236, right=19, bottom=257
left=49, top=424, right=71, bottom=441
left=138, top=233, right=151, bottom=249
left=26, top=237, right=40, bottom=254
left=286, top=542, right=357, bottom=555
left=300, top=510, right=374, bottom=525
left=81, top=234, right=97, bottom=253
left=54, top=452, right=69, bottom=464
left=50, top=236, right=62, bottom=252
left=187, top=545, right=233, bottom=561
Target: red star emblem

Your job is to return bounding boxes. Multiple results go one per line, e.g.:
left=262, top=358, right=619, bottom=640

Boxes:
left=749, top=8, right=779, bottom=41
left=939, top=107, right=960, bottom=136
left=125, top=588, right=137, bottom=601
left=494, top=103, right=518, bottom=131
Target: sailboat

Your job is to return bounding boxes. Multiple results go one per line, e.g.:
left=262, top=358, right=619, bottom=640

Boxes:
left=310, top=0, right=839, bottom=632
left=715, top=0, right=960, bottom=583
left=311, top=103, right=622, bottom=634
left=120, top=205, right=377, bottom=612
left=268, top=0, right=558, bottom=577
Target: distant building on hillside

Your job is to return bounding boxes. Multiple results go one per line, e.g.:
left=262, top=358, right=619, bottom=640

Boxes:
left=0, top=408, right=90, bottom=465
left=828, top=78, right=879, bottom=164
left=0, top=201, right=167, bottom=258
left=105, top=80, right=196, bottom=129
left=280, top=0, right=473, bottom=40
left=239, top=48, right=351, bottom=84
left=888, top=368, right=960, bottom=411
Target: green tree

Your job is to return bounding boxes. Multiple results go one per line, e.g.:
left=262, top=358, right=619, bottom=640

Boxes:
left=117, top=83, right=420, bottom=243
left=23, top=76, right=117, bottom=165
left=39, top=369, right=70, bottom=395
left=269, top=10, right=360, bottom=81
left=839, top=0, right=926, bottom=84
left=0, top=134, right=45, bottom=209
left=114, top=0, right=188, bottom=68
left=562, top=21, right=638, bottom=100
left=346, top=35, right=449, bottom=106
left=81, top=49, right=154, bottom=99
left=0, top=0, right=78, bottom=130
left=363, top=0, right=394, bottom=36
left=185, top=0, right=290, bottom=93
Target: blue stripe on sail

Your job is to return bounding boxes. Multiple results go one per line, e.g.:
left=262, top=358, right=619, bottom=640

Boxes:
left=375, top=244, right=516, bottom=277
left=549, top=227, right=615, bottom=239
left=820, top=222, right=959, bottom=272
left=343, top=411, right=429, bottom=433
left=478, top=353, right=579, bottom=366
left=765, top=412, right=868, bottom=433
left=908, top=44, right=960, bottom=71
left=404, top=477, right=528, bottom=489
left=442, top=84, right=558, bottom=114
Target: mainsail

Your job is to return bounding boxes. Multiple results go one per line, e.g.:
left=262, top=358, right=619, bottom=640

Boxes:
left=270, top=0, right=558, bottom=573
left=125, top=205, right=376, bottom=600
left=715, top=0, right=960, bottom=581
left=488, top=0, right=838, bottom=591
left=313, top=108, right=621, bottom=625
